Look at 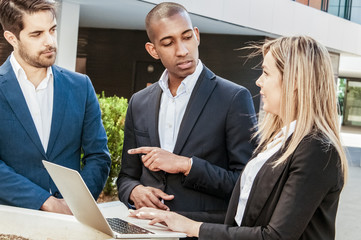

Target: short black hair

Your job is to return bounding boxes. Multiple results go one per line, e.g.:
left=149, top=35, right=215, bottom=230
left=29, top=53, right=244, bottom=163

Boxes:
left=145, top=2, right=189, bottom=42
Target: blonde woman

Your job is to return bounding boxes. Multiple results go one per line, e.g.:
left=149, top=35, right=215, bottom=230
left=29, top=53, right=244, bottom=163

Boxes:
left=129, top=35, right=348, bottom=240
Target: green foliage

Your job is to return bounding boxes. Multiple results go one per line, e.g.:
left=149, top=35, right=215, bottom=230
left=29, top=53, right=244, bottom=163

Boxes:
left=97, top=92, right=128, bottom=196
left=348, top=86, right=361, bottom=99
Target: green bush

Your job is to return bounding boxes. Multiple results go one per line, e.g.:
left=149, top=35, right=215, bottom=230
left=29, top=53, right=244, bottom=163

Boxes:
left=97, top=92, right=128, bottom=196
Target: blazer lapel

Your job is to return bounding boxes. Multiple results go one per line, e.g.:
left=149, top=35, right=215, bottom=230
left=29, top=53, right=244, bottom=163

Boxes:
left=46, top=66, right=69, bottom=156
left=0, top=59, right=47, bottom=158
left=145, top=83, right=166, bottom=183
left=241, top=143, right=290, bottom=226
left=147, top=83, right=162, bottom=148
left=224, top=145, right=269, bottom=225
left=225, top=176, right=242, bottom=225
left=173, top=66, right=217, bottom=155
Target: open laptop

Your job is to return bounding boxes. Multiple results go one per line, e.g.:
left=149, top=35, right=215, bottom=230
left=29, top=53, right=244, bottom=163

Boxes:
left=42, top=160, right=186, bottom=239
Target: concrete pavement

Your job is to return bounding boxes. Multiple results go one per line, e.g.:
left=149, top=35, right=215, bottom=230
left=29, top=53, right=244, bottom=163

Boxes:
left=336, top=126, right=361, bottom=240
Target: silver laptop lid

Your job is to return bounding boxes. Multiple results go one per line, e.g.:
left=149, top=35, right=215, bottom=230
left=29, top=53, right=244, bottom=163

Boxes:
left=42, top=160, right=114, bottom=236
left=42, top=160, right=186, bottom=239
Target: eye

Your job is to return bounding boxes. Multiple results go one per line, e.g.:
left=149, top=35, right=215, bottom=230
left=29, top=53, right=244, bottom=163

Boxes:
left=184, top=34, right=192, bottom=40
left=161, top=40, right=173, bottom=47
left=30, top=32, right=41, bottom=37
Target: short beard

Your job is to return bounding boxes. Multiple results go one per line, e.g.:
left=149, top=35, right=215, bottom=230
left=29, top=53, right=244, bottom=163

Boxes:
left=18, top=43, right=57, bottom=69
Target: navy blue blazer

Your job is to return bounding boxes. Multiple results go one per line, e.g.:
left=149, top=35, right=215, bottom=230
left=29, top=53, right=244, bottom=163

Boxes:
left=199, top=134, right=344, bottom=239
left=117, top=65, right=257, bottom=223
left=0, top=57, right=111, bottom=210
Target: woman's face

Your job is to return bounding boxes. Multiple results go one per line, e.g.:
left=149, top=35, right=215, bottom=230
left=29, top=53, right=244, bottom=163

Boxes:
left=256, top=52, right=283, bottom=117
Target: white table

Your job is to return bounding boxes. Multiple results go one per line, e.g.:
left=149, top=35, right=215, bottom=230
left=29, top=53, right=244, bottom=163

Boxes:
left=0, top=202, right=183, bottom=240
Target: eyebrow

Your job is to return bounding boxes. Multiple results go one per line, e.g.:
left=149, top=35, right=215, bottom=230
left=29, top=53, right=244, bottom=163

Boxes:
left=28, top=24, right=57, bottom=35
left=159, top=29, right=193, bottom=42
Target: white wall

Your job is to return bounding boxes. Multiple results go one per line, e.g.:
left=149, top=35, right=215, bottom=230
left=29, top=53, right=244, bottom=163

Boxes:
left=339, top=54, right=361, bottom=78
left=55, top=1, right=80, bottom=71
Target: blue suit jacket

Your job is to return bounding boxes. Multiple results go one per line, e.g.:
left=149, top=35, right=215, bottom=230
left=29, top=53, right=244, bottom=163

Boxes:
left=0, top=57, right=111, bottom=210
left=117, top=65, right=257, bottom=223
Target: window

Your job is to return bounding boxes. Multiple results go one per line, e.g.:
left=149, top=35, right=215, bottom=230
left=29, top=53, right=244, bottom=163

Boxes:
left=327, top=0, right=352, bottom=19
left=350, top=0, right=361, bottom=24
left=344, top=80, right=361, bottom=126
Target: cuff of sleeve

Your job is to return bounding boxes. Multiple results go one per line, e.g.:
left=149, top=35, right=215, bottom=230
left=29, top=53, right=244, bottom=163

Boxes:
left=184, top=157, right=193, bottom=176
left=182, top=156, right=202, bottom=187
left=199, top=223, right=212, bottom=240
left=37, top=192, right=52, bottom=210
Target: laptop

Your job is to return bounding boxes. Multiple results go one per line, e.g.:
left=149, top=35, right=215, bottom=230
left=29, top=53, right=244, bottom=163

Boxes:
left=42, top=160, right=186, bottom=239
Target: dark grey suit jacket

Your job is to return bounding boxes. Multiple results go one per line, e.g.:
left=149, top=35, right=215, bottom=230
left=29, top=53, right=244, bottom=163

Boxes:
left=117, top=65, right=257, bottom=223
left=199, top=133, right=344, bottom=239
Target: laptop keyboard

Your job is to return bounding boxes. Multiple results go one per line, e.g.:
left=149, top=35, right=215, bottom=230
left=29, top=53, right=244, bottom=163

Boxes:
left=106, top=218, right=154, bottom=235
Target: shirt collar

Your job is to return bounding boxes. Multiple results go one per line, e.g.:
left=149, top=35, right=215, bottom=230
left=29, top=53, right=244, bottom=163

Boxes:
left=159, top=59, right=203, bottom=96
left=10, top=52, right=53, bottom=89
left=266, top=120, right=297, bottom=149
left=281, top=120, right=297, bottom=138
left=273, top=120, right=297, bottom=140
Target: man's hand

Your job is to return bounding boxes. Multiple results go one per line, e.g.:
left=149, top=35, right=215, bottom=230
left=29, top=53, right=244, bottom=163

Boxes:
left=130, top=185, right=174, bottom=210
left=40, top=196, right=72, bottom=215
left=128, top=147, right=191, bottom=175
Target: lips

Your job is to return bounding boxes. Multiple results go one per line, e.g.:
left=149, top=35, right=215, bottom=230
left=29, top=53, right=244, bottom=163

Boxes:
left=41, top=50, right=56, bottom=58
left=41, top=47, right=56, bottom=54
left=43, top=50, right=55, bottom=54
left=177, top=60, right=193, bottom=70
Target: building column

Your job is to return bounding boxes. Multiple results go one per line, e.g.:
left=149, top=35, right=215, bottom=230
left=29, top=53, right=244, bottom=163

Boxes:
left=55, top=0, right=80, bottom=71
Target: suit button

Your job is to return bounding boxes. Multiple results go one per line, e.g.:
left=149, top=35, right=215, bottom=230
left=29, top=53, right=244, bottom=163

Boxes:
left=53, top=191, right=60, bottom=198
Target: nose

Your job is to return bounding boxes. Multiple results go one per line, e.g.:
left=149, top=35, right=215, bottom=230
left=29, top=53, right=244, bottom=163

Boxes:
left=175, top=41, right=188, bottom=57
left=44, top=32, right=56, bottom=46
left=256, top=77, right=262, bottom=87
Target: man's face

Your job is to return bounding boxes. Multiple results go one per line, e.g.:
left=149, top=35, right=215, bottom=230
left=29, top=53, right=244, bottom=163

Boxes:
left=15, top=10, right=57, bottom=69
left=147, top=12, right=200, bottom=82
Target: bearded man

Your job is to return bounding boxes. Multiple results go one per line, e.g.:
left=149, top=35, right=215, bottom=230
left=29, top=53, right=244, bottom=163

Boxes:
left=0, top=0, right=111, bottom=214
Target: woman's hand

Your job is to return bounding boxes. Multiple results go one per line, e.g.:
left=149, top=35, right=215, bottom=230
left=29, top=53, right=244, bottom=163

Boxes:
left=129, top=207, right=202, bottom=237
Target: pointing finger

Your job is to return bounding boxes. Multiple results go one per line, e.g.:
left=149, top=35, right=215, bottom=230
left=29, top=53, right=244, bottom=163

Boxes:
left=128, top=147, right=156, bottom=155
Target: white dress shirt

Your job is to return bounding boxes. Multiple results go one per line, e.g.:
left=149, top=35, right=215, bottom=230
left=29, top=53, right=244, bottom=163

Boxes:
left=234, top=120, right=297, bottom=226
left=158, top=60, right=203, bottom=152
left=10, top=53, right=54, bottom=152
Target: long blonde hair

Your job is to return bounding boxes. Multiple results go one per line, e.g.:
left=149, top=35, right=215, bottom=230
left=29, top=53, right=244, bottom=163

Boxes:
left=255, top=36, right=347, bottom=181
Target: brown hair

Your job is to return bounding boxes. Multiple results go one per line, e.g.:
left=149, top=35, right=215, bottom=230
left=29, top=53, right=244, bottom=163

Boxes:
left=145, top=2, right=189, bottom=42
left=0, top=0, right=56, bottom=38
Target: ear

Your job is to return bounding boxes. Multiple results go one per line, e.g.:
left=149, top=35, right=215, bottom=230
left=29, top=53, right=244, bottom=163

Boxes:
left=194, top=27, right=200, bottom=45
left=3, top=30, right=18, bottom=48
left=145, top=42, right=160, bottom=60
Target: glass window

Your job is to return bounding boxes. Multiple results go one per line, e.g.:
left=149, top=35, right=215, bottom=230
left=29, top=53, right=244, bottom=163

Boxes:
left=328, top=0, right=351, bottom=18
left=344, top=80, right=361, bottom=126
left=328, top=0, right=340, bottom=16
left=351, top=0, right=361, bottom=24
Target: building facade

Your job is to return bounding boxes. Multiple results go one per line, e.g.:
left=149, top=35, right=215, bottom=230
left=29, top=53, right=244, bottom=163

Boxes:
left=1, top=0, right=360, bottom=124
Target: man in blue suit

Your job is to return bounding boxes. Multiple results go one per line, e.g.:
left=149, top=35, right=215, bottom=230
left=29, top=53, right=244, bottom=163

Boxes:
left=117, top=2, right=257, bottom=224
left=0, top=0, right=111, bottom=214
